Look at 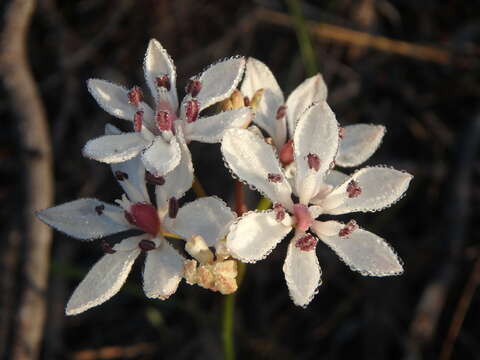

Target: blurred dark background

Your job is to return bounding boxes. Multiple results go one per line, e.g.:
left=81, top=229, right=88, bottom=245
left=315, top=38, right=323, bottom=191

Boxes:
left=1, top=0, right=480, bottom=359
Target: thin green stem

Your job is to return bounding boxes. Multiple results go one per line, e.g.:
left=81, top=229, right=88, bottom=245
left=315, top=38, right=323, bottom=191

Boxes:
left=222, top=292, right=236, bottom=360
left=286, top=0, right=318, bottom=76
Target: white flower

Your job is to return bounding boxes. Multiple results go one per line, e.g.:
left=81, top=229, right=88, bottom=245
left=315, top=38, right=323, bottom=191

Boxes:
left=241, top=57, right=385, bottom=167
left=83, top=39, right=250, bottom=177
left=37, top=124, right=235, bottom=315
left=221, top=101, right=412, bottom=307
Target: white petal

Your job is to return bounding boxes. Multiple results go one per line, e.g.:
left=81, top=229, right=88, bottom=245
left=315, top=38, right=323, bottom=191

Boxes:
left=83, top=133, right=149, bottom=163
left=37, top=198, right=130, bottom=240
left=286, top=74, right=328, bottom=136
left=323, top=166, right=413, bottom=215
left=111, top=156, right=149, bottom=203
left=324, top=169, right=349, bottom=187
left=186, top=107, right=252, bottom=143
left=226, top=210, right=292, bottom=263
left=141, top=136, right=181, bottom=177
left=283, top=235, right=322, bottom=307
left=87, top=79, right=153, bottom=121
left=195, top=56, right=245, bottom=111
left=221, top=128, right=293, bottom=208
left=336, top=124, right=385, bottom=167
left=312, top=221, right=403, bottom=276
left=143, top=241, right=184, bottom=299
left=144, top=39, right=178, bottom=109
left=241, top=58, right=285, bottom=145
left=293, top=101, right=339, bottom=204
left=170, top=197, right=236, bottom=247
left=155, top=126, right=193, bottom=208
left=66, top=237, right=141, bottom=315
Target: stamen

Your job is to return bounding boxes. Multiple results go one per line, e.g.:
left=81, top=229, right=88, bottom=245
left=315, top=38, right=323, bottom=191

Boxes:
left=168, top=197, right=179, bottom=219
left=95, top=204, right=105, bottom=215
left=101, top=240, right=116, bottom=254
left=186, top=79, right=202, bottom=97
left=115, top=171, right=128, bottom=181
left=145, top=172, right=165, bottom=186
left=307, top=153, right=320, bottom=171
left=267, top=173, right=282, bottom=183
left=128, top=86, right=143, bottom=107
left=346, top=180, right=362, bottom=198
left=155, top=74, right=171, bottom=90
left=339, top=127, right=345, bottom=139
left=329, top=161, right=335, bottom=169
left=295, top=234, right=317, bottom=251
left=276, top=105, right=287, bottom=120
left=339, top=220, right=359, bottom=237
left=156, top=110, right=173, bottom=131
left=273, top=203, right=286, bottom=222
left=185, top=99, right=200, bottom=123
left=243, top=96, right=250, bottom=106
left=279, top=139, right=294, bottom=165
left=133, top=110, right=143, bottom=132
left=138, top=239, right=156, bottom=251
left=124, top=203, right=160, bottom=236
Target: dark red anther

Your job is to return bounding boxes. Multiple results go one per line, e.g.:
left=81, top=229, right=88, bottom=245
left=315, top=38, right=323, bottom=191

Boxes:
left=329, top=161, right=336, bottom=169
left=156, top=110, right=173, bottom=131
left=295, top=234, right=317, bottom=251
left=279, top=139, right=294, bottom=165
left=186, top=79, right=202, bottom=97
left=273, top=203, right=286, bottom=222
left=115, top=171, right=128, bottom=181
left=145, top=172, right=165, bottom=185
left=95, top=204, right=105, bottom=215
left=134, top=110, right=144, bottom=132
left=339, top=220, right=358, bottom=237
left=244, top=96, right=250, bottom=106
left=124, top=203, right=160, bottom=236
left=276, top=105, right=287, bottom=120
left=307, top=153, right=320, bottom=172
left=138, top=239, right=156, bottom=251
left=168, top=197, right=179, bottom=219
left=339, top=127, right=345, bottom=139
left=101, top=240, right=116, bottom=254
left=155, top=74, right=171, bottom=90
left=268, top=173, right=282, bottom=183
left=185, top=99, right=200, bottom=123
left=128, top=86, right=143, bottom=107
left=346, top=180, right=362, bottom=198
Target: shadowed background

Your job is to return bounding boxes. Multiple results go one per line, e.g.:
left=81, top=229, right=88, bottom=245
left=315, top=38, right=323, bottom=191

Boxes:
left=1, top=0, right=480, bottom=359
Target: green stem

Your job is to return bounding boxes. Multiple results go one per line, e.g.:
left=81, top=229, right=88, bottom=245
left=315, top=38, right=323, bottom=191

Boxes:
left=286, top=0, right=318, bottom=76
left=222, top=291, right=236, bottom=360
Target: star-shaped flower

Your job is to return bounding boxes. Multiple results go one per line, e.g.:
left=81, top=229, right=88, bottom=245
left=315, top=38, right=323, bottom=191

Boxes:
left=83, top=39, right=250, bottom=177
left=37, top=124, right=235, bottom=315
left=241, top=57, right=385, bottom=168
left=221, top=101, right=412, bottom=307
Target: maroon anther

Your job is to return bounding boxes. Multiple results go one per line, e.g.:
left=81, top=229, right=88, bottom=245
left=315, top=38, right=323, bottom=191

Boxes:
left=168, top=197, right=179, bottom=219
left=244, top=96, right=250, bottom=106
left=134, top=110, right=144, bottom=132
left=273, top=203, right=286, bottom=222
left=339, top=220, right=359, bottom=237
left=329, top=161, right=336, bottom=169
left=95, top=204, right=105, bottom=215
left=101, top=240, right=116, bottom=254
left=155, top=74, right=171, bottom=90
left=138, top=239, right=156, bottom=251
left=276, top=105, right=287, bottom=120
left=186, top=79, right=202, bottom=97
left=268, top=173, right=282, bottom=183
left=346, top=180, right=362, bottom=198
left=295, top=234, right=318, bottom=251
left=279, top=139, right=294, bottom=165
left=339, top=127, right=345, bottom=139
left=145, top=172, right=165, bottom=186
left=307, top=153, right=320, bottom=171
left=156, top=110, right=173, bottom=131
left=128, top=86, right=143, bottom=107
left=125, top=203, right=160, bottom=236
left=115, top=171, right=128, bottom=181
left=185, top=99, right=200, bottom=123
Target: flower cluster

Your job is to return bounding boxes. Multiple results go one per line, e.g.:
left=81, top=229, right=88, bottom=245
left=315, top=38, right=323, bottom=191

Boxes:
left=37, top=40, right=412, bottom=314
